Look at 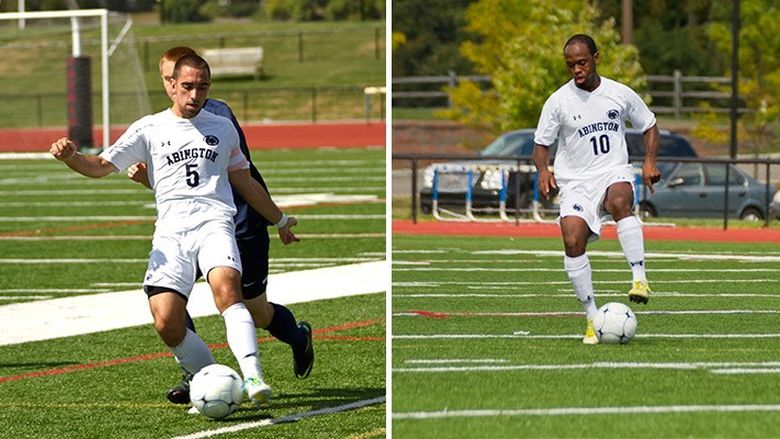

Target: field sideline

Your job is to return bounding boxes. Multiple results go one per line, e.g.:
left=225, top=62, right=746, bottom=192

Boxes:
left=392, top=224, right=780, bottom=437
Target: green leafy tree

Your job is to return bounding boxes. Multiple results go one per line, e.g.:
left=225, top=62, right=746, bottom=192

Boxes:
left=443, top=0, right=647, bottom=132
left=698, top=0, right=780, bottom=154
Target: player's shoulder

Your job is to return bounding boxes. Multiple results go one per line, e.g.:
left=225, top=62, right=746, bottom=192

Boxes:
left=600, top=77, right=636, bottom=95
left=204, top=98, right=234, bottom=118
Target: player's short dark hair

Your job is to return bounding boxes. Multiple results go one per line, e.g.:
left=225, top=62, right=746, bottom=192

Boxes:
left=172, top=54, right=211, bottom=79
left=564, top=34, right=598, bottom=56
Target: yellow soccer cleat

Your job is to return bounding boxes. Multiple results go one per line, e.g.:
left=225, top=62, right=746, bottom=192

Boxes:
left=628, top=280, right=652, bottom=304
left=583, top=319, right=599, bottom=345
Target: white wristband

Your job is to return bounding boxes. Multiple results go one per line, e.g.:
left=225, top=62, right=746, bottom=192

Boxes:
left=275, top=213, right=289, bottom=229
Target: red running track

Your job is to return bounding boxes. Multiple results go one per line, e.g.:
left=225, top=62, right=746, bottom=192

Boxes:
left=0, top=122, right=385, bottom=152
left=393, top=220, right=780, bottom=244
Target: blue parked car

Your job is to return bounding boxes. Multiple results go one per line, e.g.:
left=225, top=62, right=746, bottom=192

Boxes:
left=637, top=161, right=774, bottom=221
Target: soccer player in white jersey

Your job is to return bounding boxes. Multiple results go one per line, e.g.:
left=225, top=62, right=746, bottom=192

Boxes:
left=532, top=34, right=661, bottom=345
left=49, top=54, right=297, bottom=404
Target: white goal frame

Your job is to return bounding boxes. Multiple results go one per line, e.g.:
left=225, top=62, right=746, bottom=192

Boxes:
left=0, top=9, right=110, bottom=148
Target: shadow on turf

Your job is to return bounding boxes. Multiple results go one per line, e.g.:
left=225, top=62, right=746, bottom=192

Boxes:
left=227, top=386, right=385, bottom=421
left=0, top=360, right=79, bottom=370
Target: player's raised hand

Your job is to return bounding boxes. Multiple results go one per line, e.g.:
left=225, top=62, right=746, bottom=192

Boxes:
left=642, top=161, right=661, bottom=194
left=127, top=162, right=151, bottom=188
left=277, top=216, right=300, bottom=245
left=537, top=169, right=557, bottom=199
left=49, top=137, right=76, bottom=161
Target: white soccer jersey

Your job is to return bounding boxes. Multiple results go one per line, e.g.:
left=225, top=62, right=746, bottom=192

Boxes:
left=100, top=108, right=249, bottom=233
left=534, top=77, right=656, bottom=185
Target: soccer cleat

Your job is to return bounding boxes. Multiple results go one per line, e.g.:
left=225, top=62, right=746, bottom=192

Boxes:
left=583, top=319, right=599, bottom=345
left=166, top=369, right=193, bottom=405
left=243, top=376, right=272, bottom=407
left=628, top=280, right=652, bottom=304
left=293, top=321, right=315, bottom=379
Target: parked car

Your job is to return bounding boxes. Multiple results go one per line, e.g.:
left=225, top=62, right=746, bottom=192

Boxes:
left=419, top=128, right=698, bottom=214
left=638, top=161, right=774, bottom=221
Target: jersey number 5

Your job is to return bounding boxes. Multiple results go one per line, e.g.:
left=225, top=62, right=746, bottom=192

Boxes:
left=185, top=163, right=200, bottom=187
left=590, top=134, right=610, bottom=155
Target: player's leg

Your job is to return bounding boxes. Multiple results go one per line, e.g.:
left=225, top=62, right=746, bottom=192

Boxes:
left=145, top=235, right=212, bottom=404
left=604, top=181, right=651, bottom=304
left=560, top=215, right=599, bottom=344
left=206, top=266, right=271, bottom=405
left=239, top=234, right=314, bottom=378
left=165, top=310, right=198, bottom=404
left=146, top=289, right=215, bottom=378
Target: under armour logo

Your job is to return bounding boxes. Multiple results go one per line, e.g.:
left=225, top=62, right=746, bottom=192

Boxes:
left=629, top=260, right=644, bottom=267
left=160, top=140, right=170, bottom=147
left=573, top=114, right=582, bottom=121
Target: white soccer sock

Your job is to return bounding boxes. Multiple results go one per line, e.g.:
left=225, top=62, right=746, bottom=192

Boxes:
left=170, top=328, right=215, bottom=374
left=616, top=216, right=647, bottom=282
left=222, top=302, right=263, bottom=380
left=564, top=254, right=597, bottom=320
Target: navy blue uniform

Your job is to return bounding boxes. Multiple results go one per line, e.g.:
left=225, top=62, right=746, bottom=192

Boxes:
left=204, top=99, right=270, bottom=299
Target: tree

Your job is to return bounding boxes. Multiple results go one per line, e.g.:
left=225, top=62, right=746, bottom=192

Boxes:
left=697, top=0, right=780, bottom=154
left=391, top=0, right=473, bottom=77
left=442, top=0, right=647, bottom=132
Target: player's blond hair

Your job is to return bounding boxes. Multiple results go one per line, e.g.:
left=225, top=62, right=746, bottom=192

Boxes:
left=159, top=46, right=199, bottom=75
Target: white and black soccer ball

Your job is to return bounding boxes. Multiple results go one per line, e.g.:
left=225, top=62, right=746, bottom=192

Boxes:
left=593, top=302, right=637, bottom=344
left=190, top=364, right=244, bottom=419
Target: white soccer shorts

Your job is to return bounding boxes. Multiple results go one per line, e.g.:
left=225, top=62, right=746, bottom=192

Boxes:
left=557, top=165, right=636, bottom=240
left=143, top=219, right=242, bottom=299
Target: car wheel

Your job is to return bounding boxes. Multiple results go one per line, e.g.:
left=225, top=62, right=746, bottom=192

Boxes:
left=638, top=202, right=657, bottom=219
left=739, top=207, right=763, bottom=222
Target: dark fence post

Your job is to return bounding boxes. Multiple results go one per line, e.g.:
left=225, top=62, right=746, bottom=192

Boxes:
left=375, top=27, right=380, bottom=60
left=298, top=32, right=304, bottom=63
left=411, top=158, right=418, bottom=224
left=766, top=162, right=771, bottom=228
left=311, top=88, right=317, bottom=122
left=723, top=162, right=730, bottom=230
left=243, top=91, right=249, bottom=122
left=37, top=95, right=43, bottom=127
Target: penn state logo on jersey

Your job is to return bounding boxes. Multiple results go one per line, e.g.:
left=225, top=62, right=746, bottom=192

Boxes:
left=573, top=204, right=584, bottom=212
left=204, top=135, right=219, bottom=146
left=606, top=109, right=620, bottom=120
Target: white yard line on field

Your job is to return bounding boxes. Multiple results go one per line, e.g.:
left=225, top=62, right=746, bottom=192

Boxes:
left=393, top=404, right=780, bottom=420
left=0, top=233, right=384, bottom=241
left=404, top=359, right=509, bottom=364
left=393, top=361, right=780, bottom=373
left=475, top=249, right=780, bottom=263
left=393, top=310, right=780, bottom=317
left=170, top=396, right=386, bottom=439
left=710, top=368, right=780, bottom=374
left=0, top=214, right=382, bottom=222
left=0, top=187, right=383, bottom=196
left=393, top=292, right=780, bottom=298
left=393, top=333, right=780, bottom=340
left=0, top=261, right=387, bottom=345
left=393, top=268, right=778, bottom=272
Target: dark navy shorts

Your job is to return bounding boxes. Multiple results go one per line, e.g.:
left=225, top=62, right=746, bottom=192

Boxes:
left=236, top=230, right=270, bottom=300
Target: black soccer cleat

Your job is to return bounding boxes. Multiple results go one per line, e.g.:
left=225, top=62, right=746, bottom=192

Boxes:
left=293, top=321, right=315, bottom=379
left=166, top=370, right=193, bottom=405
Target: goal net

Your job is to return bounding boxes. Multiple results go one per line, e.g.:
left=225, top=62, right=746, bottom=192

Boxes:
left=0, top=9, right=149, bottom=152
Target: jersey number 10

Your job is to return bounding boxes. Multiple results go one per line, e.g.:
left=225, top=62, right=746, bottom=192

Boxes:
left=590, top=134, right=611, bottom=155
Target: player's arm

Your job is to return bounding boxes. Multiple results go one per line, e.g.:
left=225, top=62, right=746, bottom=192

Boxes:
left=641, top=124, right=661, bottom=194
left=532, top=144, right=557, bottom=199
left=228, top=168, right=299, bottom=245
left=49, top=137, right=117, bottom=178
left=128, top=162, right=152, bottom=189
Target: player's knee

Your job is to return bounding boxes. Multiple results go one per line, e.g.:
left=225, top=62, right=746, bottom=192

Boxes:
left=562, top=235, right=586, bottom=256
left=154, top=316, right=186, bottom=347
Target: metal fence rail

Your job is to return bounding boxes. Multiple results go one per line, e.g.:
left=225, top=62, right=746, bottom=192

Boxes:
left=392, top=70, right=747, bottom=116
left=393, top=153, right=780, bottom=230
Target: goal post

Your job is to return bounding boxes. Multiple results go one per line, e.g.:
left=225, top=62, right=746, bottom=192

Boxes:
left=0, top=8, right=110, bottom=149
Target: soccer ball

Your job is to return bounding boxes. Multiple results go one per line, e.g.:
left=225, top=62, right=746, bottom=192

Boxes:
left=189, top=364, right=244, bottom=419
left=593, top=302, right=637, bottom=344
